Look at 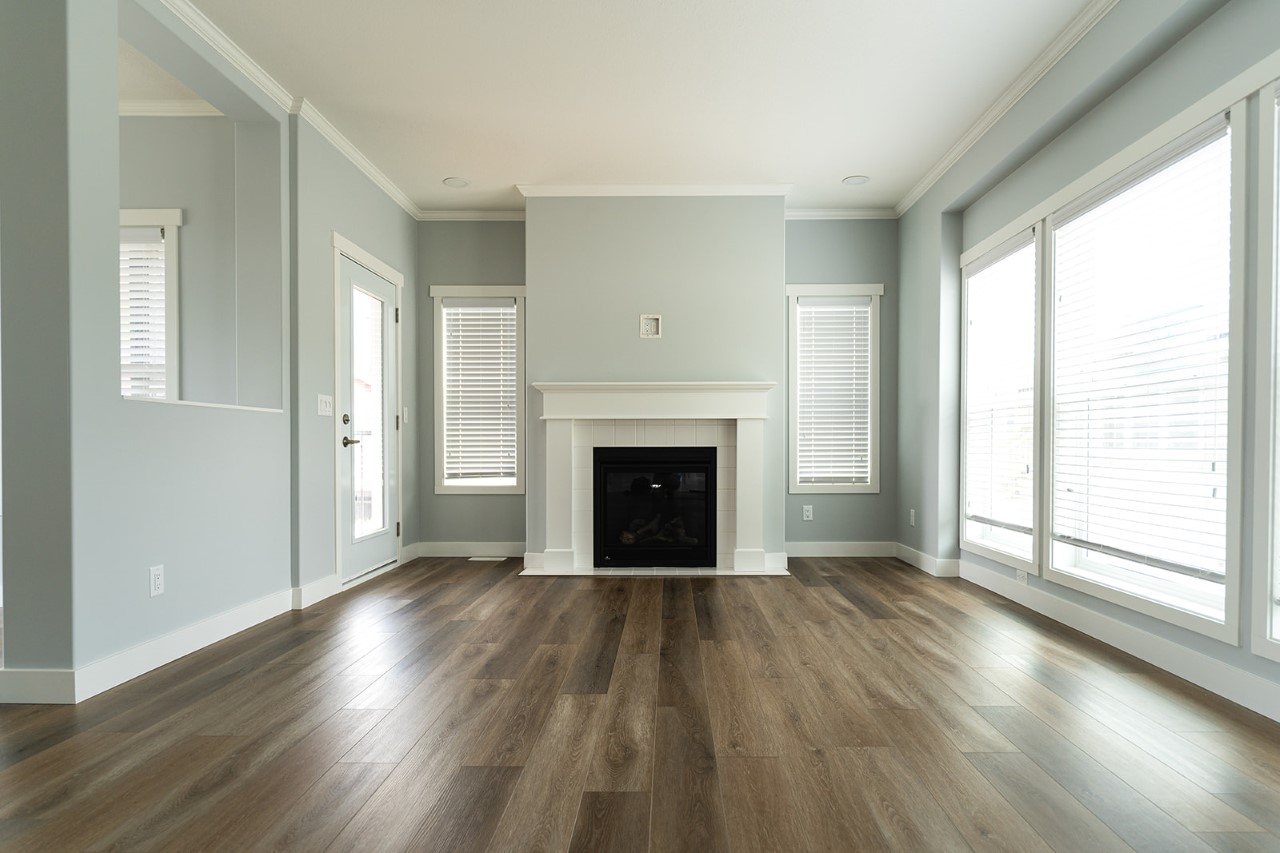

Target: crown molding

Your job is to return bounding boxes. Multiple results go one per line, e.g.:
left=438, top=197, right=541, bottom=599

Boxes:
left=517, top=184, right=792, bottom=198
left=785, top=208, right=898, bottom=220
left=119, top=99, right=223, bottom=117
left=291, top=98, right=420, bottom=218
left=894, top=0, right=1120, bottom=217
left=158, top=0, right=293, bottom=111
left=416, top=210, right=527, bottom=222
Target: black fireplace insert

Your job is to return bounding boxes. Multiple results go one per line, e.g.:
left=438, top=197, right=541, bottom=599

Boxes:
left=593, top=446, right=716, bottom=568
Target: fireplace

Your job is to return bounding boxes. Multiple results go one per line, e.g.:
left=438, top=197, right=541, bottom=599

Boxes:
left=593, top=447, right=716, bottom=567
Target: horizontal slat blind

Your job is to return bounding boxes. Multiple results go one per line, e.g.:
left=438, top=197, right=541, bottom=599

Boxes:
left=119, top=226, right=167, bottom=399
left=1051, top=123, right=1231, bottom=579
left=965, top=240, right=1036, bottom=534
left=796, top=296, right=872, bottom=485
left=442, top=298, right=518, bottom=481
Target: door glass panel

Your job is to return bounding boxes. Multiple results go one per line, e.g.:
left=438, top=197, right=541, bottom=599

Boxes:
left=352, top=287, right=385, bottom=538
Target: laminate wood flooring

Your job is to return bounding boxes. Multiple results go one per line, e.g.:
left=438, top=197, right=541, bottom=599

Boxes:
left=2, top=556, right=1279, bottom=851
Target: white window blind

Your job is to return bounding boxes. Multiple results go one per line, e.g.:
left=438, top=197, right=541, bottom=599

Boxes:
left=964, top=238, right=1036, bottom=560
left=119, top=226, right=168, bottom=399
left=795, top=296, right=873, bottom=486
left=1050, top=120, right=1231, bottom=608
left=441, top=297, right=518, bottom=484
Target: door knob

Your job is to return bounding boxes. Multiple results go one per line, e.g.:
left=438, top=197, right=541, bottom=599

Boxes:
left=343, top=436, right=361, bottom=447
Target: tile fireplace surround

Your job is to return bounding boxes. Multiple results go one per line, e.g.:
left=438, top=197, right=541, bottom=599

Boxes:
left=523, top=381, right=786, bottom=576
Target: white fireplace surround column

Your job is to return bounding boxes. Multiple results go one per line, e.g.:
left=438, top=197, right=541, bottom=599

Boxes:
left=530, top=381, right=780, bottom=574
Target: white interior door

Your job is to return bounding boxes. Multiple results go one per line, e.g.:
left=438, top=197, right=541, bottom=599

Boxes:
left=338, top=255, right=398, bottom=580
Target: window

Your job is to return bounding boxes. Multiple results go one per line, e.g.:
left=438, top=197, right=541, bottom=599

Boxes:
left=963, top=234, right=1037, bottom=568
left=1262, top=84, right=1280, bottom=658
left=431, top=286, right=525, bottom=494
left=1047, top=117, right=1233, bottom=627
left=119, top=209, right=181, bottom=399
left=787, top=283, right=882, bottom=493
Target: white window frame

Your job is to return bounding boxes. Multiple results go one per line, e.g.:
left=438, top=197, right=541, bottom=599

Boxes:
left=960, top=228, right=1039, bottom=574
left=431, top=285, right=526, bottom=495
left=119, top=208, right=182, bottom=401
left=1253, top=81, right=1280, bottom=664
left=1037, top=106, right=1246, bottom=645
left=786, top=283, right=882, bottom=495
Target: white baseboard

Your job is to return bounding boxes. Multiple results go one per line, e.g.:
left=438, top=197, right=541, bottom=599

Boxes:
left=786, top=541, right=897, bottom=558
left=73, top=588, right=293, bottom=704
left=409, top=541, right=525, bottom=558
left=523, top=551, right=544, bottom=569
left=896, top=543, right=960, bottom=577
left=0, top=668, right=77, bottom=704
left=960, top=560, right=1280, bottom=724
left=766, top=552, right=789, bottom=571
left=292, top=574, right=341, bottom=609
left=519, top=551, right=788, bottom=576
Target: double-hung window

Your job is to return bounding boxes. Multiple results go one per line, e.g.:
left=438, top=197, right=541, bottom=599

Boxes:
left=432, top=286, right=525, bottom=494
left=962, top=234, right=1037, bottom=567
left=119, top=209, right=181, bottom=400
left=787, top=284, right=882, bottom=493
left=1046, top=116, right=1234, bottom=630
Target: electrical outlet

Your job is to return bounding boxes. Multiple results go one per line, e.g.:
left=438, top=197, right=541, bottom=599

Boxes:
left=802, top=505, right=813, bottom=521
left=318, top=394, right=334, bottom=417
left=909, top=508, right=916, bottom=527
left=1016, top=570, right=1029, bottom=584
left=149, top=565, right=165, bottom=598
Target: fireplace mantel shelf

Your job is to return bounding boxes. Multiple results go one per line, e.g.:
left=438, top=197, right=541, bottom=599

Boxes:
left=536, top=381, right=776, bottom=422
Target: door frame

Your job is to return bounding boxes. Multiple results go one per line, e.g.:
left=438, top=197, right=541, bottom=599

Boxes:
left=331, top=232, right=404, bottom=587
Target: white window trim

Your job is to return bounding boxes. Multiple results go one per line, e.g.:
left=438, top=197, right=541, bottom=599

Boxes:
left=431, top=284, right=526, bottom=495
left=960, top=228, right=1038, bottom=574
left=786, top=283, right=882, bottom=495
left=120, top=208, right=182, bottom=401
left=1253, top=82, right=1280, bottom=664
left=1035, top=104, right=1247, bottom=647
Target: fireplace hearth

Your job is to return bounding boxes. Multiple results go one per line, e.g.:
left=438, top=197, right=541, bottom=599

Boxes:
left=593, top=446, right=716, bottom=567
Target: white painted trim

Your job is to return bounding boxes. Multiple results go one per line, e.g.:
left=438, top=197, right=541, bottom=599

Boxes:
left=434, top=287, right=527, bottom=496
left=120, top=396, right=283, bottom=415
left=517, top=184, right=792, bottom=198
left=291, top=574, right=341, bottom=610
left=0, top=669, right=77, bottom=705
left=1254, top=83, right=1280, bottom=665
left=895, top=543, right=960, bottom=578
left=785, top=209, right=898, bottom=221
left=297, top=99, right=418, bottom=218
left=785, top=541, right=897, bottom=558
left=785, top=283, right=884, bottom=297
left=120, top=208, right=183, bottom=227
left=518, top=565, right=788, bottom=577
left=962, top=46, right=1280, bottom=265
left=523, top=552, right=545, bottom=570
left=534, top=381, right=775, bottom=396
left=74, top=589, right=292, bottom=703
left=960, top=560, right=1280, bottom=724
left=119, top=99, right=222, bottom=117
left=417, top=210, right=526, bottom=222
left=158, top=0, right=294, bottom=110
left=896, top=0, right=1120, bottom=216
left=535, top=382, right=775, bottom=422
left=332, top=235, right=406, bottom=587
left=412, top=542, right=526, bottom=558
left=429, top=285, right=527, bottom=299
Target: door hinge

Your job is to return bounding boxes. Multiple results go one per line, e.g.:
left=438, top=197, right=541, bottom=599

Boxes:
left=395, top=414, right=400, bottom=430
left=395, top=308, right=399, bottom=322
left=396, top=522, right=401, bottom=537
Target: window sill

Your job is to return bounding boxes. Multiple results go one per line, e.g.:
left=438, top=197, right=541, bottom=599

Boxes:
left=789, top=483, right=879, bottom=495
left=436, top=481, right=524, bottom=496
left=1043, top=563, right=1237, bottom=645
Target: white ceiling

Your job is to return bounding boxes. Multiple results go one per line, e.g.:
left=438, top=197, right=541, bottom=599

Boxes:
left=142, top=0, right=1101, bottom=214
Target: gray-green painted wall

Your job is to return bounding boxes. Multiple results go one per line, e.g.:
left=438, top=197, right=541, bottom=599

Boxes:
left=417, top=221, right=526, bottom=544
left=525, top=196, right=787, bottom=555
left=784, top=219, right=899, bottom=543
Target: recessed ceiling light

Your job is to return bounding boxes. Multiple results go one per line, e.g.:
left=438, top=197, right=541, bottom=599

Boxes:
left=842, top=175, right=870, bottom=186
left=442, top=176, right=470, bottom=188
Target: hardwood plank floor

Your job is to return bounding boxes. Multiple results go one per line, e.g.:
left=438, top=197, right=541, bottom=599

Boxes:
left=1, top=555, right=1279, bottom=851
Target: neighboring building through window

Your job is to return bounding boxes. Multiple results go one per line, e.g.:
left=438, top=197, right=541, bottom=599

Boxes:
left=787, top=283, right=882, bottom=494
left=431, top=286, right=526, bottom=494
left=963, top=233, right=1036, bottom=567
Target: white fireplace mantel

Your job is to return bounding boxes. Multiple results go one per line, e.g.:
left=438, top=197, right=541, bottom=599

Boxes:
left=532, top=381, right=779, bottom=574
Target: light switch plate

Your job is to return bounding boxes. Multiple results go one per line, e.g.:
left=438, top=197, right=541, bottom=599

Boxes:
left=639, top=314, right=662, bottom=338
left=318, top=394, right=334, bottom=416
